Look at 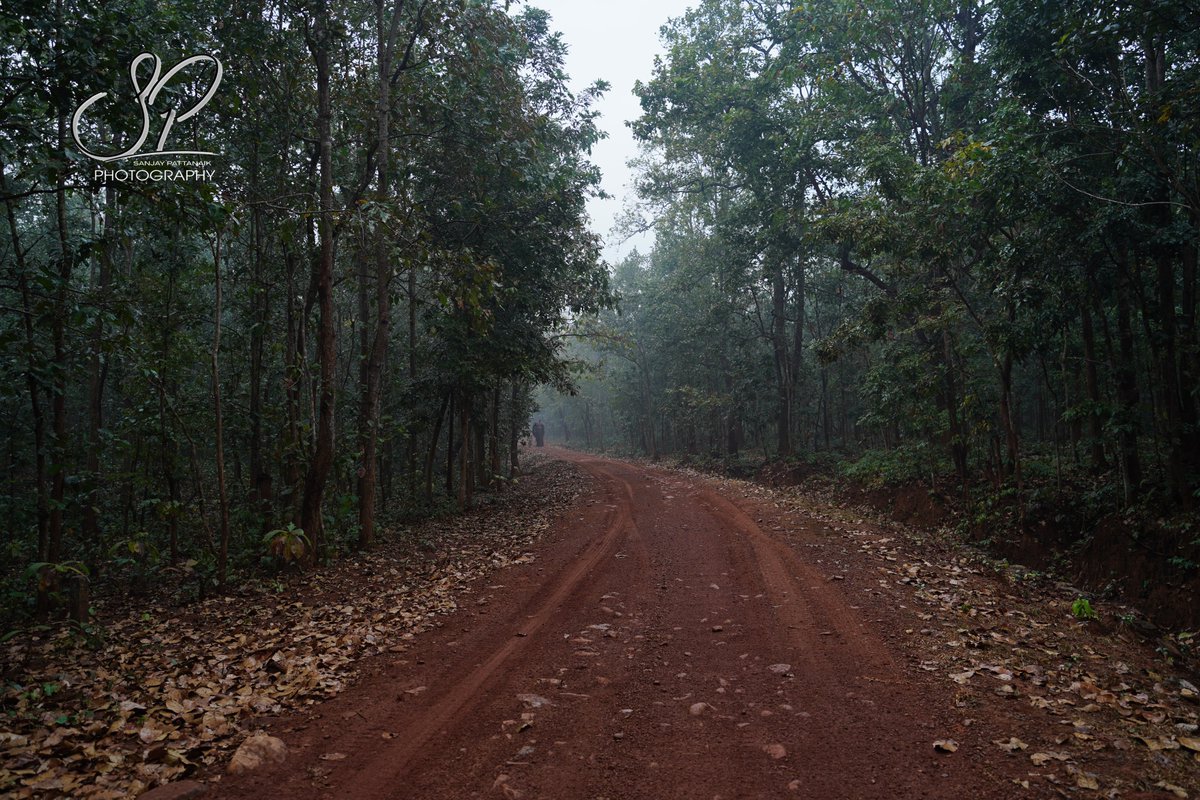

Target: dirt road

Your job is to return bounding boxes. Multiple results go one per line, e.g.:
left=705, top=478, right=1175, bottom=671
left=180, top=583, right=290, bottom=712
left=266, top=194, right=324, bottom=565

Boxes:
left=216, top=449, right=1026, bottom=799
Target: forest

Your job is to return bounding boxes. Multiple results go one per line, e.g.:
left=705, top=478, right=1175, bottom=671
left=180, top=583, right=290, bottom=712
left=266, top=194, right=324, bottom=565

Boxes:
left=1, top=0, right=612, bottom=618
left=540, top=0, right=1200, bottom=624
left=3, top=1, right=1200, bottom=797
left=2, top=0, right=1198, bottom=626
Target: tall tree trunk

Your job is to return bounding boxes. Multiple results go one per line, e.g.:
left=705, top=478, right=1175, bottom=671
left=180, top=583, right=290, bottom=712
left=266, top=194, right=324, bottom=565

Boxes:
left=424, top=391, right=449, bottom=503
left=283, top=248, right=305, bottom=518
left=458, top=395, right=471, bottom=509
left=159, top=271, right=179, bottom=563
left=942, top=328, right=969, bottom=492
left=211, top=232, right=231, bottom=586
left=509, top=382, right=521, bottom=476
left=637, top=352, right=658, bottom=460
left=408, top=256, right=419, bottom=497
left=1143, top=36, right=1190, bottom=504
left=248, top=177, right=270, bottom=532
left=356, top=236, right=376, bottom=545
left=1181, top=208, right=1199, bottom=463
left=770, top=261, right=791, bottom=456
left=1079, top=286, right=1108, bottom=471
left=445, top=390, right=455, bottom=496
left=358, top=0, right=402, bottom=548
left=82, top=186, right=114, bottom=547
left=2, top=165, right=50, bottom=573
left=790, top=255, right=806, bottom=450
left=47, top=0, right=72, bottom=590
left=473, top=412, right=486, bottom=489
left=489, top=386, right=500, bottom=488
left=997, top=350, right=1022, bottom=489
left=300, top=3, right=337, bottom=557
left=1114, top=244, right=1143, bottom=503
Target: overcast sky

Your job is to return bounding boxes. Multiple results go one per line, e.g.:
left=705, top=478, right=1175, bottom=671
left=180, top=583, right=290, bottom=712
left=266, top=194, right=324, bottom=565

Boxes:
left=526, top=0, right=696, bottom=262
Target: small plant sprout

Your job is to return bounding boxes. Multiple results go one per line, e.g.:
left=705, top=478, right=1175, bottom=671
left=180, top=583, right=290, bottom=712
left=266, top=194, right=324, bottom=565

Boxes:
left=264, top=523, right=311, bottom=564
left=1071, top=597, right=1098, bottom=620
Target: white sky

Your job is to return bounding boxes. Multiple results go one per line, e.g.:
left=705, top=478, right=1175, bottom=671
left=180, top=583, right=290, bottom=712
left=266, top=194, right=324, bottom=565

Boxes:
left=525, top=0, right=696, bottom=262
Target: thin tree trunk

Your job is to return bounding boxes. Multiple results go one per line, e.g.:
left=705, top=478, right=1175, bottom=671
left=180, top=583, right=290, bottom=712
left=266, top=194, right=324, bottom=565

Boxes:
left=458, top=396, right=471, bottom=509
left=424, top=391, right=449, bottom=503
left=509, top=382, right=521, bottom=476
left=489, top=386, right=500, bottom=488
left=82, top=186, right=114, bottom=546
left=211, top=232, right=231, bottom=586
left=770, top=261, right=791, bottom=456
left=445, top=390, right=455, bottom=496
left=283, top=248, right=304, bottom=519
left=248, top=184, right=270, bottom=532
left=2, top=166, right=49, bottom=572
left=1079, top=290, right=1108, bottom=471
left=942, top=329, right=969, bottom=492
left=1114, top=244, right=1143, bottom=503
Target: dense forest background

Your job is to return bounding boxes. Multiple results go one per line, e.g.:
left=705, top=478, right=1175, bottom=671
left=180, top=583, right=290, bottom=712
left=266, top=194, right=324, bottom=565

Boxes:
left=538, top=0, right=1200, bottom=624
left=1, top=0, right=611, bottom=618
left=2, top=0, right=1198, bottom=629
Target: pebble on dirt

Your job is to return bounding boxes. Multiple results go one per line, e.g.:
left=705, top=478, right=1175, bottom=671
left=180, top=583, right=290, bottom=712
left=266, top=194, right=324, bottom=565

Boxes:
left=227, top=733, right=288, bottom=775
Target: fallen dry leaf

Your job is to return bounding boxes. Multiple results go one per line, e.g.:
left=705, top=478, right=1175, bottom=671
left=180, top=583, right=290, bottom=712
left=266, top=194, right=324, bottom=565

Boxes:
left=1029, top=751, right=1069, bottom=766
left=993, top=737, right=1027, bottom=752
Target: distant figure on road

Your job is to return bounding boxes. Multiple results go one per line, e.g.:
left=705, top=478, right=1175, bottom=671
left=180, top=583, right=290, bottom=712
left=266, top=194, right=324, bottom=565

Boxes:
left=532, top=419, right=546, bottom=447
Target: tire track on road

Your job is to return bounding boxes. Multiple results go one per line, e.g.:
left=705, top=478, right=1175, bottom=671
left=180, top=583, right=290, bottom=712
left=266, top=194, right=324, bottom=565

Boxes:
left=343, top=470, right=637, bottom=799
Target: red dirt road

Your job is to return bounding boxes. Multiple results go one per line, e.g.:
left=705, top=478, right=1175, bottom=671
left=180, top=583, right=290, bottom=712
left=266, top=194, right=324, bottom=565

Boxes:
left=216, top=449, right=1020, bottom=799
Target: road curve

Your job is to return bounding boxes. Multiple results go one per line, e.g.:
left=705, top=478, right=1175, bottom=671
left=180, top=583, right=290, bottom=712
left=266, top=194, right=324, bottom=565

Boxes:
left=217, top=448, right=1011, bottom=799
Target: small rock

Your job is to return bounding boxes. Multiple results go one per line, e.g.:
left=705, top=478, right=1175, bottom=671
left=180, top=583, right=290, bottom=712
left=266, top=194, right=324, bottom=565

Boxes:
left=768, top=664, right=792, bottom=675
left=612, top=732, right=625, bottom=740
left=138, top=781, right=207, bottom=800
left=689, top=702, right=711, bottom=717
left=764, top=743, right=787, bottom=759
left=711, top=625, right=724, bottom=632
left=228, top=733, right=288, bottom=774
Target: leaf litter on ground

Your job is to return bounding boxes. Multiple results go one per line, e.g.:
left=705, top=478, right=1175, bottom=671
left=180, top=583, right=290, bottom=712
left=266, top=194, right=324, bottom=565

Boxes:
left=662, top=461, right=1200, bottom=797
left=0, top=455, right=584, bottom=799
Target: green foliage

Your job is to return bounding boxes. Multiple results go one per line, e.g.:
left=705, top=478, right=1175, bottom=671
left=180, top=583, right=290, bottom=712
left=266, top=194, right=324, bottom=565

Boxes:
left=0, top=0, right=612, bottom=612
left=1071, top=597, right=1098, bottom=621
left=263, top=524, right=311, bottom=565
left=842, top=444, right=947, bottom=488
left=24, top=561, right=89, bottom=586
